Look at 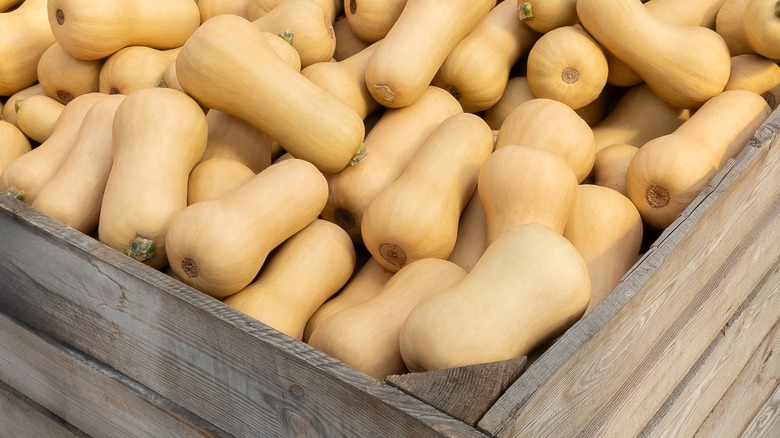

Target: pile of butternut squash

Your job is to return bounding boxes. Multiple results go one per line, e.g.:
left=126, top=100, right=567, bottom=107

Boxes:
left=0, top=0, right=777, bottom=379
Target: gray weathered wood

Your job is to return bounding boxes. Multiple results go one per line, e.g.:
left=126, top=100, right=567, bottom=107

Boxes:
left=478, top=109, right=780, bottom=436
left=0, top=311, right=225, bottom=437
left=0, top=380, right=89, bottom=438
left=743, top=383, right=780, bottom=438
left=0, top=194, right=485, bottom=438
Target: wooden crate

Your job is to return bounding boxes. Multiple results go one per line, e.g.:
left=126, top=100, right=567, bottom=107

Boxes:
left=2, top=108, right=780, bottom=437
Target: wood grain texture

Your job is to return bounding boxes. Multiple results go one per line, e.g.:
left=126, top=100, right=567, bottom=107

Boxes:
left=0, top=194, right=484, bottom=438
left=386, top=357, right=527, bottom=426
left=479, top=108, right=780, bottom=436
left=743, top=382, right=780, bottom=437
left=0, top=379, right=89, bottom=438
left=0, top=312, right=223, bottom=437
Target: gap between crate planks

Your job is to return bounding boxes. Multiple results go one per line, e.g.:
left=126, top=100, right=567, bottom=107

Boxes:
left=0, top=107, right=778, bottom=437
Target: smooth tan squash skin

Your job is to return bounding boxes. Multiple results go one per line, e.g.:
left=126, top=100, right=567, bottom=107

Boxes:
left=0, top=0, right=56, bottom=96
left=399, top=223, right=591, bottom=372
left=517, top=0, right=578, bottom=33
left=37, top=42, right=103, bottom=104
left=478, top=145, right=579, bottom=244
left=361, top=113, right=494, bottom=272
left=16, top=95, right=65, bottom=143
left=725, top=54, right=780, bottom=109
left=332, top=16, right=371, bottom=61
left=447, top=189, right=488, bottom=273
left=187, top=158, right=256, bottom=205
left=495, top=98, right=596, bottom=182
left=344, top=0, right=407, bottom=43
left=716, top=0, right=753, bottom=56
left=198, top=0, right=251, bottom=22
left=99, top=46, right=181, bottom=95
left=592, top=143, right=639, bottom=197
left=48, top=0, right=200, bottom=60
left=166, top=159, right=329, bottom=298
left=563, top=184, right=643, bottom=315
left=626, top=90, right=771, bottom=229
left=302, top=257, right=394, bottom=342
left=577, top=0, right=731, bottom=109
left=433, top=0, right=540, bottom=113
left=176, top=14, right=365, bottom=174
left=0, top=93, right=106, bottom=204
left=3, top=84, right=46, bottom=128
left=321, top=86, right=462, bottom=242
left=248, top=0, right=337, bottom=23
left=364, top=0, right=496, bottom=108
left=32, top=94, right=126, bottom=235
left=224, top=219, right=356, bottom=341
left=260, top=31, right=303, bottom=72
left=743, top=0, right=780, bottom=60
left=201, top=110, right=274, bottom=174
left=99, top=88, right=208, bottom=269
left=308, top=258, right=467, bottom=379
left=0, top=0, right=23, bottom=12
left=0, top=121, right=31, bottom=176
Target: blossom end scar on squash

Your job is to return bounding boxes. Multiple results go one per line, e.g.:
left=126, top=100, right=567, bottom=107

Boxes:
left=182, top=257, right=199, bottom=278
left=645, top=184, right=670, bottom=208
left=373, top=85, right=395, bottom=103
left=56, top=9, right=65, bottom=25
left=379, top=243, right=406, bottom=269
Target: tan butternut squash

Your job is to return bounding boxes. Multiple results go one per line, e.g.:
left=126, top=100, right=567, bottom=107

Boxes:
left=399, top=223, right=590, bottom=371
left=48, top=0, right=200, bottom=60
left=166, top=158, right=328, bottom=297
left=161, top=61, right=183, bottom=92
left=526, top=25, right=608, bottom=110
left=0, top=0, right=22, bottom=12
left=0, top=0, right=55, bottom=96
left=224, top=219, right=355, bottom=341
left=37, top=42, right=103, bottom=104
left=176, top=14, right=365, bottom=174
left=31, top=95, right=126, bottom=234
left=478, top=145, right=578, bottom=244
left=309, top=258, right=467, bottom=379
left=0, top=121, right=31, bottom=175
left=250, top=0, right=336, bottom=67
left=495, top=98, right=596, bottom=182
left=0, top=93, right=106, bottom=203
left=447, top=189, right=487, bottom=273
left=433, top=0, right=539, bottom=113
left=261, top=31, right=303, bottom=72
left=344, top=0, right=407, bottom=43
left=563, top=184, right=643, bottom=314
left=321, top=86, right=462, bottom=242
left=198, top=0, right=251, bottom=22
left=201, top=110, right=274, bottom=174
left=725, top=54, right=780, bottom=109
left=2, top=84, right=45, bottom=128
left=364, top=0, right=495, bottom=108
left=626, top=90, right=770, bottom=229
left=517, top=0, right=578, bottom=33
left=301, top=42, right=380, bottom=119
left=99, top=88, right=207, bottom=269
left=303, top=257, right=394, bottom=342
left=99, top=46, right=181, bottom=95
left=187, top=158, right=256, bottom=205
left=743, top=0, right=780, bottom=60
left=483, top=77, right=536, bottom=130
left=15, top=95, right=64, bottom=143
left=592, top=143, right=639, bottom=197
left=332, top=15, right=371, bottom=61
left=577, top=0, right=731, bottom=109
left=592, top=83, right=690, bottom=152
left=716, top=0, right=753, bottom=56
left=248, top=0, right=337, bottom=23
left=362, top=113, right=494, bottom=272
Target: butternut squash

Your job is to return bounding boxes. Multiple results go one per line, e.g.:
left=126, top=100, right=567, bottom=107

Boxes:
left=161, top=61, right=183, bottom=92
left=362, top=113, right=494, bottom=272
left=725, top=54, right=780, bottom=109
left=48, top=0, right=200, bottom=60
left=200, top=110, right=274, bottom=174
left=15, top=95, right=64, bottom=143
left=592, top=143, right=639, bottom=197
left=399, top=223, right=590, bottom=371
left=433, top=0, right=539, bottom=113
left=0, top=93, right=106, bottom=204
left=248, top=0, right=337, bottom=23
left=99, top=46, right=181, bottom=95
left=0, top=121, right=31, bottom=175
left=300, top=42, right=380, bottom=119
left=303, top=257, right=394, bottom=342
left=250, top=0, right=336, bottom=67
left=563, top=184, right=643, bottom=314
left=31, top=94, right=126, bottom=234
left=37, top=42, right=103, bottom=104
left=260, top=31, right=303, bottom=72
left=626, top=90, right=771, bottom=229
left=321, top=86, right=462, bottom=242
left=309, top=258, right=467, bottom=379
left=188, top=158, right=256, bottom=205
left=224, top=219, right=355, bottom=341
left=495, top=98, right=596, bottom=182
left=526, top=25, right=608, bottom=110
left=332, top=15, right=371, bottom=61
left=716, top=0, right=753, bottom=56
left=198, top=0, right=251, bottom=22
left=0, top=0, right=56, bottom=96
left=364, top=0, right=495, bottom=108
left=447, top=189, right=487, bottom=273
left=99, top=88, right=208, bottom=269
left=577, top=0, right=731, bottom=109
left=592, top=83, right=690, bottom=152
left=0, top=0, right=22, bottom=12
left=166, top=158, right=328, bottom=298
left=176, top=14, right=365, bottom=174
left=743, top=0, right=780, bottom=60
left=478, top=145, right=578, bottom=244
left=517, top=0, right=578, bottom=33
left=2, top=84, right=45, bottom=128
left=344, top=0, right=407, bottom=43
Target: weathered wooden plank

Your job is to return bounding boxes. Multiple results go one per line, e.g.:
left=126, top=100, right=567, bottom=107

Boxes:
left=0, top=380, right=89, bottom=438
left=640, top=259, right=780, bottom=436
left=694, top=322, right=780, bottom=437
left=0, top=196, right=485, bottom=438
left=478, top=109, right=780, bottom=436
left=743, top=383, right=780, bottom=438
left=0, top=311, right=224, bottom=437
